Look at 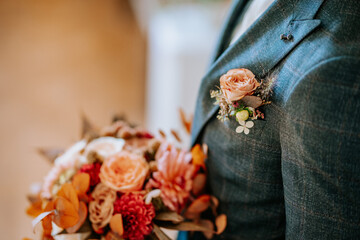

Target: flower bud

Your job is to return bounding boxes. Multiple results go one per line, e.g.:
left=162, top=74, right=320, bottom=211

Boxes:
left=236, top=110, right=249, bottom=122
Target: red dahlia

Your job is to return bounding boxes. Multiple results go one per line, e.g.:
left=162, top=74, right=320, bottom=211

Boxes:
left=113, top=193, right=155, bottom=240
left=79, top=162, right=101, bottom=187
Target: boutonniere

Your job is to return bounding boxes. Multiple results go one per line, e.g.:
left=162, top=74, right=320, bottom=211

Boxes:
left=210, top=68, right=276, bottom=134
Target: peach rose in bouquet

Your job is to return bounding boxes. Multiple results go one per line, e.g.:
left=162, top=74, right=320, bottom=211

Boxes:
left=100, top=151, right=149, bottom=192
left=220, top=68, right=259, bottom=102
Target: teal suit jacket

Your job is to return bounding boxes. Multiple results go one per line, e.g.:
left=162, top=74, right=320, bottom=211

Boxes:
left=191, top=0, right=360, bottom=239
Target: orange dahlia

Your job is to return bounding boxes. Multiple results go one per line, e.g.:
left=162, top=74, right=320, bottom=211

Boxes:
left=147, top=142, right=195, bottom=212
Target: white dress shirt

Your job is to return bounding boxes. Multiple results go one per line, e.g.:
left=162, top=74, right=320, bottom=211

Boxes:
left=230, top=0, right=275, bottom=45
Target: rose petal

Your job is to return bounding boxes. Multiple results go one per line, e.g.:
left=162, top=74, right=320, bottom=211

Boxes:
left=85, top=137, right=125, bottom=161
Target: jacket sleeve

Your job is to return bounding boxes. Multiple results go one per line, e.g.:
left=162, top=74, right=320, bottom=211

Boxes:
left=280, top=56, right=360, bottom=239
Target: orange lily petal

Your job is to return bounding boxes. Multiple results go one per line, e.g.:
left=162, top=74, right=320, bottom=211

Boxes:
left=110, top=214, right=124, bottom=236
left=57, top=183, right=79, bottom=211
left=66, top=201, right=88, bottom=233
left=53, top=196, right=79, bottom=229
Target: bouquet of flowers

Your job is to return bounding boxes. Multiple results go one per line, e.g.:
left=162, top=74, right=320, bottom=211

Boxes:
left=25, top=116, right=226, bottom=240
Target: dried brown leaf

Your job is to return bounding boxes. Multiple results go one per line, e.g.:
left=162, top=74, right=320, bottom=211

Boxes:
left=81, top=114, right=99, bottom=140
left=156, top=221, right=212, bottom=232
left=26, top=199, right=43, bottom=218
left=179, top=108, right=192, bottom=135
left=57, top=183, right=79, bottom=211
left=109, top=214, right=124, bottom=236
left=215, top=214, right=227, bottom=234
left=155, top=211, right=184, bottom=224
left=153, top=224, right=172, bottom=240
left=192, top=173, right=207, bottom=196
left=38, top=148, right=64, bottom=164
left=241, top=95, right=263, bottom=108
left=158, top=129, right=166, bottom=139
left=183, top=211, right=201, bottom=220
left=186, top=195, right=211, bottom=214
left=210, top=196, right=219, bottom=215
left=53, top=197, right=80, bottom=229
left=66, top=201, right=88, bottom=234
left=199, top=220, right=214, bottom=239
left=170, top=129, right=182, bottom=143
left=104, top=231, right=124, bottom=240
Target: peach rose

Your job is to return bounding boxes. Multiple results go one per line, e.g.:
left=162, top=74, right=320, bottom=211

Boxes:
left=89, top=183, right=117, bottom=231
left=220, top=68, right=260, bottom=102
left=99, top=151, right=149, bottom=192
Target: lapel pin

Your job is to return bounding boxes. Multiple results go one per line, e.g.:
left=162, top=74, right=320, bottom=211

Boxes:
left=280, top=34, right=293, bottom=41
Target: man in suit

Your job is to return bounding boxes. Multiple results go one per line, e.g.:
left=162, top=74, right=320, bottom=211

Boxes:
left=191, top=0, right=360, bottom=239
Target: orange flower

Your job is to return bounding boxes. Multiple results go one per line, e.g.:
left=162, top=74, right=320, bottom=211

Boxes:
left=220, top=68, right=259, bottom=102
left=99, top=151, right=149, bottom=192
left=31, top=174, right=90, bottom=236
left=146, top=142, right=195, bottom=212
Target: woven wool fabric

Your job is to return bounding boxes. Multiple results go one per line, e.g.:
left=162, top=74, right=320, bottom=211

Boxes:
left=191, top=0, right=360, bottom=239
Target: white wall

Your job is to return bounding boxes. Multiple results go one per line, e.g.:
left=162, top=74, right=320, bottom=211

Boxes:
left=145, top=2, right=230, bottom=145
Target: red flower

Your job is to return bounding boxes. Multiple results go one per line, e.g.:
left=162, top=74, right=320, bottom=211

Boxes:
left=79, top=162, right=101, bottom=187
left=113, top=193, right=155, bottom=240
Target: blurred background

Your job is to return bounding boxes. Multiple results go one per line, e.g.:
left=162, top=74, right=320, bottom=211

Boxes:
left=0, top=0, right=230, bottom=238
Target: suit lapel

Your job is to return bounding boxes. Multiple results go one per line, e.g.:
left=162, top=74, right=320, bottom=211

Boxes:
left=191, top=0, right=324, bottom=146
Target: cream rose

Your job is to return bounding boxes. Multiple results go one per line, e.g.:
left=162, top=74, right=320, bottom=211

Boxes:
left=99, top=151, right=149, bottom=192
left=220, top=68, right=260, bottom=102
left=89, top=183, right=117, bottom=231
